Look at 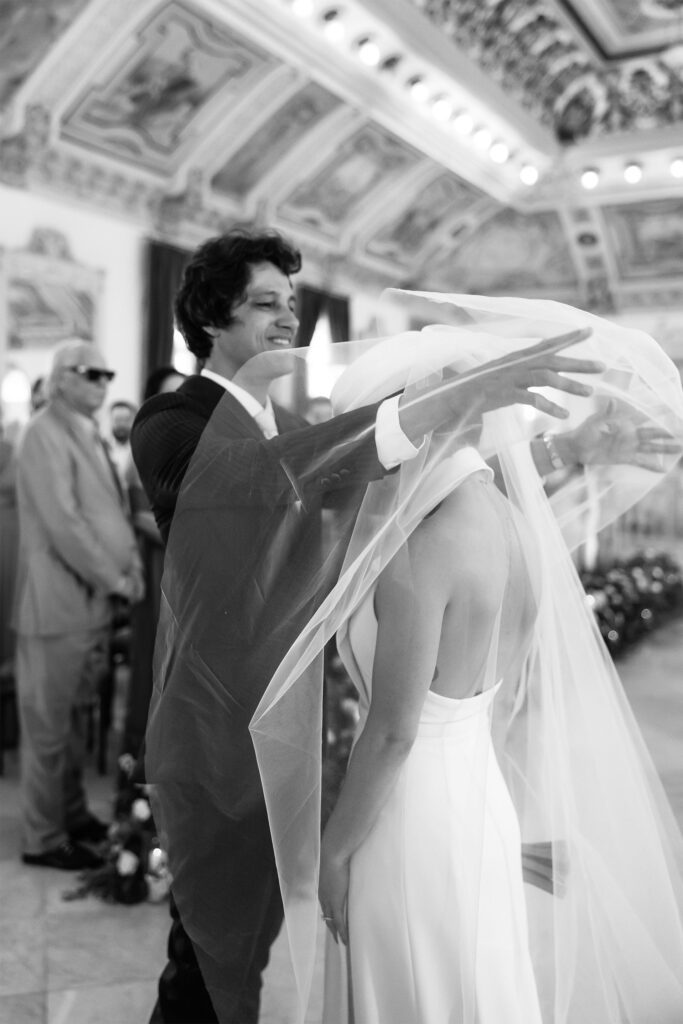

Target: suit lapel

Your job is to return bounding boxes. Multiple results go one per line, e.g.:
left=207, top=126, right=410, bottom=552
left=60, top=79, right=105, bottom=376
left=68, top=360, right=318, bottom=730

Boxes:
left=273, top=403, right=306, bottom=435
left=180, top=375, right=290, bottom=441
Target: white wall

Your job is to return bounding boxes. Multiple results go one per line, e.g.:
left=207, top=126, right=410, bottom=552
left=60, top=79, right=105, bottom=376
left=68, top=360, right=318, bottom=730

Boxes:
left=0, top=183, right=147, bottom=425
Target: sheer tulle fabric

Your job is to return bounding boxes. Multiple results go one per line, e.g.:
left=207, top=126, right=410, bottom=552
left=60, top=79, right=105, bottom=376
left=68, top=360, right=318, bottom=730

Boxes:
left=146, top=292, right=683, bottom=1022
left=319, top=445, right=544, bottom=1024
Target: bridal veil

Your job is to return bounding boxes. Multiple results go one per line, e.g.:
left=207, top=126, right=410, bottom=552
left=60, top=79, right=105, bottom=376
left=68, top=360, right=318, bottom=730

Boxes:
left=149, top=290, right=683, bottom=1023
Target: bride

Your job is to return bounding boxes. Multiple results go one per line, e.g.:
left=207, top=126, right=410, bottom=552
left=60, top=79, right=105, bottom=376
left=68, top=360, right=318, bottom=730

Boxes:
left=320, top=439, right=543, bottom=1023
left=251, top=292, right=683, bottom=1024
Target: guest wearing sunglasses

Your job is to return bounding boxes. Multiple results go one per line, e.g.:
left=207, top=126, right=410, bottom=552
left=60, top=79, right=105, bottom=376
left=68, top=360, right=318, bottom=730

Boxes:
left=13, top=339, right=144, bottom=870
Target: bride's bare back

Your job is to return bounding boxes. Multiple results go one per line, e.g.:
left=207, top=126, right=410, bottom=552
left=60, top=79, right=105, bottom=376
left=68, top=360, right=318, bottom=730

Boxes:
left=375, top=468, right=539, bottom=702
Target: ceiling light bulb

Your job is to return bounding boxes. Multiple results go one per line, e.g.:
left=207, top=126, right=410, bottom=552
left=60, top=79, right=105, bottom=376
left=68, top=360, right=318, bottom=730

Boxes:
left=623, top=163, right=642, bottom=184
left=520, top=164, right=539, bottom=186
left=473, top=127, right=492, bottom=151
left=408, top=77, right=429, bottom=102
left=670, top=158, right=683, bottom=178
left=432, top=96, right=453, bottom=121
left=580, top=168, right=600, bottom=190
left=323, top=19, right=345, bottom=42
left=357, top=38, right=381, bottom=66
left=489, top=141, right=510, bottom=164
left=452, top=111, right=474, bottom=135
left=291, top=0, right=314, bottom=15
left=321, top=9, right=345, bottom=42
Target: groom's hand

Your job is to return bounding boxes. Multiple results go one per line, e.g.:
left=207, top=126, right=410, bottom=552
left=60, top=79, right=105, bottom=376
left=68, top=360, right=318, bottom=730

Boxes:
left=449, top=327, right=600, bottom=420
left=399, top=327, right=602, bottom=444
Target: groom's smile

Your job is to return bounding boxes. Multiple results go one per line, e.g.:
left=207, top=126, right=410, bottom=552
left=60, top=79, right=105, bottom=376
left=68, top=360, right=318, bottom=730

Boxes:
left=211, top=261, right=299, bottom=379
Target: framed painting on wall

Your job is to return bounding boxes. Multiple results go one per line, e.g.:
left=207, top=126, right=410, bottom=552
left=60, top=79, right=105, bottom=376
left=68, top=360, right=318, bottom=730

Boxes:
left=0, top=229, right=104, bottom=427
left=0, top=229, right=103, bottom=353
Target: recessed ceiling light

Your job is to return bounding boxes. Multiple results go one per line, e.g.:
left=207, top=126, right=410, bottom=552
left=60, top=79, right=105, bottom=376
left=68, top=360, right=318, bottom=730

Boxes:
left=580, top=168, right=600, bottom=190
left=520, top=164, right=539, bottom=186
left=452, top=111, right=474, bottom=135
left=408, top=76, right=429, bottom=102
left=356, top=37, right=381, bottom=66
left=489, top=141, right=510, bottom=164
left=432, top=96, right=453, bottom=121
left=473, top=127, right=492, bottom=151
left=322, top=9, right=345, bottom=42
left=623, top=163, right=642, bottom=184
left=670, top=158, right=683, bottom=179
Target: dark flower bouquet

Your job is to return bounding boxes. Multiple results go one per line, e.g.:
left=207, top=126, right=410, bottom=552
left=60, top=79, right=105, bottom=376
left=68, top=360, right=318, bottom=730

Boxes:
left=581, top=550, right=683, bottom=658
left=64, top=754, right=171, bottom=905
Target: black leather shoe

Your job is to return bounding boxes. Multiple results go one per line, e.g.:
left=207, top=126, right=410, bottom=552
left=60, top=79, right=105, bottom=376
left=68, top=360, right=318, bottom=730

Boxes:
left=22, top=840, right=104, bottom=870
left=69, top=815, right=109, bottom=844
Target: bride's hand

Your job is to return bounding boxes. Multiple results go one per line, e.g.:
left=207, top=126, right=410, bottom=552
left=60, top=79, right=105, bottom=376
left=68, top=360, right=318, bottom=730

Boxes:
left=319, top=847, right=350, bottom=946
left=557, top=398, right=681, bottom=471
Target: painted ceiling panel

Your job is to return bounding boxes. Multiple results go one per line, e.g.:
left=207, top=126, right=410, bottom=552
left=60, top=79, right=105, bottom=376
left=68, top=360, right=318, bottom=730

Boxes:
left=0, top=0, right=90, bottom=107
left=429, top=208, right=578, bottom=293
left=603, top=199, right=683, bottom=279
left=365, top=172, right=483, bottom=265
left=212, top=82, right=342, bottom=200
left=1, top=0, right=682, bottom=308
left=60, top=2, right=279, bottom=171
left=278, top=123, right=423, bottom=235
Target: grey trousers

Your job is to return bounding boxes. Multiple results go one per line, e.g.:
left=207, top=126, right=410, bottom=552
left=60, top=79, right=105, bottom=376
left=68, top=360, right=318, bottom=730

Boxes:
left=17, top=628, right=108, bottom=854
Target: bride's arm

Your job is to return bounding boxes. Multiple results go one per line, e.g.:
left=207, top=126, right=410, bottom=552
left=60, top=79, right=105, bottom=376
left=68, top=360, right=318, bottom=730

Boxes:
left=319, top=530, right=449, bottom=945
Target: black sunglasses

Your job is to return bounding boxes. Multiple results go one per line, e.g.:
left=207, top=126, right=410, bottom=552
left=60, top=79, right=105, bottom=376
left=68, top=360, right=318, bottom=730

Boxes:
left=66, top=365, right=116, bottom=384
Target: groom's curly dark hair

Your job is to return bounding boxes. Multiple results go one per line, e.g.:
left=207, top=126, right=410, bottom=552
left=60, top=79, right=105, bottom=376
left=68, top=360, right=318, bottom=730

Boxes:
left=174, top=227, right=302, bottom=361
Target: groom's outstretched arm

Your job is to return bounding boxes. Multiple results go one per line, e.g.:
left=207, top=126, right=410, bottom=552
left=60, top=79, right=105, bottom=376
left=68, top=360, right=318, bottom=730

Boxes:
left=398, top=328, right=600, bottom=448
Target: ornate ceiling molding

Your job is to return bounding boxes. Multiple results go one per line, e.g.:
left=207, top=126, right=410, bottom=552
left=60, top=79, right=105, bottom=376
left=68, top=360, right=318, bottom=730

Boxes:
left=0, top=0, right=681, bottom=310
left=411, top=0, right=683, bottom=143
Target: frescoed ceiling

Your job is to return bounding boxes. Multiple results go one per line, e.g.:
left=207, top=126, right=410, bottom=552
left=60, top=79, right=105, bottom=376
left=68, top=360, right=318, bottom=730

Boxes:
left=0, top=0, right=682, bottom=311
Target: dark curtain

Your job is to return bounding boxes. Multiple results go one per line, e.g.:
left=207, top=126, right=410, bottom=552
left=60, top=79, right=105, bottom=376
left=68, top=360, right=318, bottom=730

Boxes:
left=295, top=286, right=328, bottom=349
left=325, top=292, right=350, bottom=347
left=293, top=284, right=350, bottom=409
left=121, top=240, right=190, bottom=780
left=142, top=240, right=191, bottom=396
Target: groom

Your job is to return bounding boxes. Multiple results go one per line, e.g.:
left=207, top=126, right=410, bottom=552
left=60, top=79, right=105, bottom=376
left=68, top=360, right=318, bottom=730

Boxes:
left=131, top=227, right=663, bottom=1023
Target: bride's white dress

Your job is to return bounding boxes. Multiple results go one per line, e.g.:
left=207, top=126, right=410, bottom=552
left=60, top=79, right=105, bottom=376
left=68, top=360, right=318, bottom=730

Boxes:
left=324, top=590, right=543, bottom=1024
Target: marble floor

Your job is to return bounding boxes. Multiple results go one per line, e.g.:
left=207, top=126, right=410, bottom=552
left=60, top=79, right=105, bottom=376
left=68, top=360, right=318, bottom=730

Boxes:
left=1, top=616, right=682, bottom=1024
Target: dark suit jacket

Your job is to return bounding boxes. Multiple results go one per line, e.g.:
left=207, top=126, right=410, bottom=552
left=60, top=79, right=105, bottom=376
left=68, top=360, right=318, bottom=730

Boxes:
left=131, top=375, right=386, bottom=807
left=131, top=376, right=390, bottom=1005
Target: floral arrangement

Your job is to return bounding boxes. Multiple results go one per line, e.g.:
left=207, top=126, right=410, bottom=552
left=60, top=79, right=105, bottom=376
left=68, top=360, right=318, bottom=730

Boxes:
left=580, top=550, right=683, bottom=658
left=64, top=754, right=171, bottom=905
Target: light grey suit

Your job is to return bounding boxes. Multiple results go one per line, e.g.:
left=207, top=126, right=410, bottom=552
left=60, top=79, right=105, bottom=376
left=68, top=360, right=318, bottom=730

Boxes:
left=14, top=398, right=142, bottom=853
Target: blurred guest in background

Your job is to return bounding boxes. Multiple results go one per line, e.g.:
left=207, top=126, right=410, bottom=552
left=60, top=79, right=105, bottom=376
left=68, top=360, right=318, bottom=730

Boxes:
left=14, top=339, right=143, bottom=871
left=106, top=399, right=138, bottom=488
left=141, top=366, right=188, bottom=403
